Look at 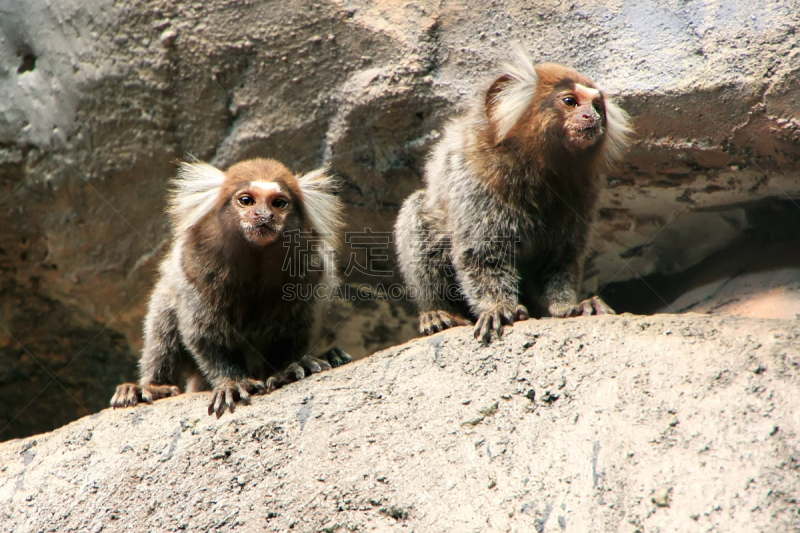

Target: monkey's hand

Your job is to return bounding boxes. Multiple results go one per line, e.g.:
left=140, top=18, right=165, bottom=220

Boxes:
left=321, top=347, right=352, bottom=368
left=267, top=354, right=334, bottom=392
left=111, top=383, right=181, bottom=408
left=208, top=378, right=267, bottom=418
left=419, top=310, right=472, bottom=336
left=474, top=303, right=529, bottom=344
left=550, top=296, right=615, bottom=318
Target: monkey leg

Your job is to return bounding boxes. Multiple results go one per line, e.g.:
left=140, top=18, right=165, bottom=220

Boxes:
left=111, top=280, right=191, bottom=408
left=395, top=190, right=471, bottom=335
left=550, top=296, right=615, bottom=318
left=208, top=377, right=268, bottom=418
left=474, top=303, right=529, bottom=344
left=111, top=383, right=181, bottom=408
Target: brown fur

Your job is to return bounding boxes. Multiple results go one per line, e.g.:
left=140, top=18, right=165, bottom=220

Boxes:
left=111, top=158, right=349, bottom=416
left=395, top=51, right=632, bottom=343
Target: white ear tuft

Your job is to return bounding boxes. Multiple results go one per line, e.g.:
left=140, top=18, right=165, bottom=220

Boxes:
left=297, top=167, right=344, bottom=246
left=603, top=98, right=634, bottom=166
left=169, top=161, right=226, bottom=233
left=489, top=45, right=539, bottom=143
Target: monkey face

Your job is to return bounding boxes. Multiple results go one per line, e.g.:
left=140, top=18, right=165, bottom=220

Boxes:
left=233, top=182, right=293, bottom=246
left=558, top=83, right=606, bottom=150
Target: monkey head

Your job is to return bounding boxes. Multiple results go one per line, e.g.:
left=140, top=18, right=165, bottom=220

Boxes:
left=170, top=157, right=342, bottom=254
left=486, top=52, right=632, bottom=165
left=222, top=159, right=301, bottom=247
left=555, top=82, right=606, bottom=151
left=230, top=181, right=293, bottom=246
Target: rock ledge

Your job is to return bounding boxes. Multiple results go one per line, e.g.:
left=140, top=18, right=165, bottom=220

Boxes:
left=1, top=314, right=798, bottom=532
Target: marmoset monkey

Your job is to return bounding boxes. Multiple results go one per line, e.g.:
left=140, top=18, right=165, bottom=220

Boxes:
left=395, top=48, right=633, bottom=343
left=111, top=158, right=350, bottom=416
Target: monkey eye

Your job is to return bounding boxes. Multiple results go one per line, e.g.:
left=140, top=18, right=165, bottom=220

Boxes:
left=562, top=96, right=578, bottom=107
left=593, top=102, right=604, bottom=114
left=237, top=195, right=255, bottom=207
left=272, top=197, right=289, bottom=209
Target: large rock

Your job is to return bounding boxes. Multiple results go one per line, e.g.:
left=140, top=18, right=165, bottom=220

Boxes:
left=1, top=0, right=799, bottom=438
left=1, top=314, right=798, bottom=532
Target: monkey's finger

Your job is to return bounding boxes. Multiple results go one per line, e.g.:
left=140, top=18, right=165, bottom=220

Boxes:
left=125, top=386, right=140, bottom=407
left=420, top=312, right=443, bottom=335
left=500, top=307, right=515, bottom=326
left=237, top=386, right=251, bottom=405
left=252, top=380, right=268, bottom=395
left=326, top=347, right=352, bottom=367
left=284, top=363, right=305, bottom=382
left=110, top=388, right=125, bottom=409
left=473, top=318, right=483, bottom=339
left=119, top=387, right=131, bottom=407
left=140, top=387, right=154, bottom=404
left=515, top=305, right=530, bottom=321
left=303, top=356, right=332, bottom=373
left=265, top=376, right=279, bottom=393
left=566, top=304, right=582, bottom=318
left=225, top=388, right=236, bottom=415
left=492, top=310, right=505, bottom=338
left=453, top=315, right=473, bottom=327
left=419, top=314, right=430, bottom=335
left=581, top=300, right=594, bottom=316
left=441, top=311, right=472, bottom=329
left=210, top=391, right=225, bottom=417
left=112, top=385, right=131, bottom=408
left=475, top=316, right=492, bottom=344
left=591, top=297, right=615, bottom=315
left=424, top=312, right=442, bottom=333
left=438, top=312, right=457, bottom=329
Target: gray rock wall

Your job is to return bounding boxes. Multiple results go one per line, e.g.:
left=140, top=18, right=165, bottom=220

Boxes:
left=1, top=0, right=799, bottom=439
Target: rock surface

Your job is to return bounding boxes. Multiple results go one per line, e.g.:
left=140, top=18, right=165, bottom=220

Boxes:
left=1, top=0, right=799, bottom=438
left=1, top=314, right=798, bottom=532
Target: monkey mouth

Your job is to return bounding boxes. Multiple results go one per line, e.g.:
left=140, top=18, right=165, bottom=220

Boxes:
left=243, top=223, right=280, bottom=244
left=567, top=124, right=602, bottom=147
left=576, top=123, right=601, bottom=137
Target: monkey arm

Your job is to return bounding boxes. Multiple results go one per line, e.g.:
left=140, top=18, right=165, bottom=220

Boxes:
left=542, top=268, right=581, bottom=317
left=541, top=238, right=614, bottom=318
left=111, top=276, right=185, bottom=408
left=181, top=332, right=268, bottom=418
left=138, top=278, right=190, bottom=387
left=452, top=230, right=529, bottom=343
left=455, top=240, right=521, bottom=312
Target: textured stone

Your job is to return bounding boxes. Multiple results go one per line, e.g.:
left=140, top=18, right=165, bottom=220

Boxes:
left=1, top=314, right=798, bottom=532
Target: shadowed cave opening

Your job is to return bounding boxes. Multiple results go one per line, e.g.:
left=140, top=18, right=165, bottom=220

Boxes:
left=599, top=199, right=800, bottom=319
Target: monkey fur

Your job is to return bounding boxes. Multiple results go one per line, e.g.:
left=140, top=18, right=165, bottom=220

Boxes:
left=111, top=158, right=350, bottom=416
left=395, top=48, right=633, bottom=343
